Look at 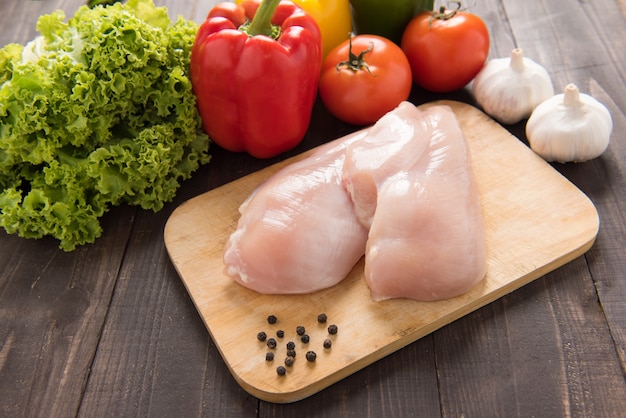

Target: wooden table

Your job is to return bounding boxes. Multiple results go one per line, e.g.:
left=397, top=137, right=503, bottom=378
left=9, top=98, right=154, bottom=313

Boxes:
left=1, top=0, right=624, bottom=416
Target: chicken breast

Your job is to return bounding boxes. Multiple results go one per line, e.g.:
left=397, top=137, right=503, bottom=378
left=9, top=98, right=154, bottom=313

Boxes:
left=344, top=103, right=487, bottom=301
left=342, top=101, right=431, bottom=228
left=223, top=133, right=369, bottom=294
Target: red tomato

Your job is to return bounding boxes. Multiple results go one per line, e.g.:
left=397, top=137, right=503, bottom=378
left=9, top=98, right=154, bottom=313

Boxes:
left=401, top=8, right=490, bottom=93
left=319, top=35, right=413, bottom=126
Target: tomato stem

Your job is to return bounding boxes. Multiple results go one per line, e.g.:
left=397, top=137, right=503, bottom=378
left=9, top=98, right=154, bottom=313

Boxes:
left=429, top=1, right=462, bottom=26
left=335, top=36, right=376, bottom=75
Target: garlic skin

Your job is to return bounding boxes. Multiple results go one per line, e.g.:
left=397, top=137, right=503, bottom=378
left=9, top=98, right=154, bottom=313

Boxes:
left=526, top=83, right=613, bottom=163
left=473, top=48, right=554, bottom=124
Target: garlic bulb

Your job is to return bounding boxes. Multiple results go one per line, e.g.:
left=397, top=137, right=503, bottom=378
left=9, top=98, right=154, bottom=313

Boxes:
left=526, top=83, right=613, bottom=163
left=473, top=48, right=554, bottom=124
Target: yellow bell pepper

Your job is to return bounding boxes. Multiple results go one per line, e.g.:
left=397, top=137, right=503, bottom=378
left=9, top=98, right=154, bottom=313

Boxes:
left=236, top=0, right=353, bottom=59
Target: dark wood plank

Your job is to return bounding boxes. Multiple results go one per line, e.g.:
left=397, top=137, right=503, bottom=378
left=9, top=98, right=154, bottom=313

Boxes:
left=0, top=0, right=73, bottom=47
left=258, top=336, right=441, bottom=417
left=0, top=204, right=135, bottom=417
left=160, top=0, right=215, bottom=23
left=557, top=133, right=626, bottom=372
left=77, top=194, right=259, bottom=417
left=436, top=259, right=626, bottom=417
left=546, top=259, right=626, bottom=415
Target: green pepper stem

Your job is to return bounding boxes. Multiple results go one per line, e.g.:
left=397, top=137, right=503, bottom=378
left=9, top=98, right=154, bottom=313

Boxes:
left=246, top=0, right=281, bottom=37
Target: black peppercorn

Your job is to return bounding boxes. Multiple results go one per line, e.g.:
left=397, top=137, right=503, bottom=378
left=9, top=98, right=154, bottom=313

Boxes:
left=296, top=325, right=305, bottom=336
left=284, top=356, right=295, bottom=367
left=265, top=352, right=274, bottom=361
left=257, top=331, right=267, bottom=342
left=276, top=366, right=286, bottom=376
left=276, top=330, right=285, bottom=338
left=286, top=341, right=296, bottom=350
left=267, top=338, right=277, bottom=349
left=323, top=338, right=332, bottom=349
left=305, top=351, right=317, bottom=362
left=317, top=313, right=327, bottom=323
left=287, top=349, right=296, bottom=358
left=267, top=315, right=277, bottom=324
left=300, top=334, right=310, bottom=344
left=328, top=324, right=338, bottom=335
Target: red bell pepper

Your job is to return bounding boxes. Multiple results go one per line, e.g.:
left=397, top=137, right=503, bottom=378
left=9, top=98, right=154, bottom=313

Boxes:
left=190, top=0, right=322, bottom=159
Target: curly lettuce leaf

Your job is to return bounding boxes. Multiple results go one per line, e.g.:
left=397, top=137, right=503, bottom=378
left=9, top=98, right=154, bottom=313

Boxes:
left=0, top=0, right=210, bottom=251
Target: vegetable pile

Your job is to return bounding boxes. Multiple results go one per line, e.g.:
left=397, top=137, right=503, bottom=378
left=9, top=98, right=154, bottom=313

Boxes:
left=0, top=0, right=210, bottom=251
left=315, top=1, right=490, bottom=124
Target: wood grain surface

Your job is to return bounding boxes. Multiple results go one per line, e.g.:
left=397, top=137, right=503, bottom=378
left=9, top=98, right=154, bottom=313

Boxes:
left=164, top=101, right=599, bottom=402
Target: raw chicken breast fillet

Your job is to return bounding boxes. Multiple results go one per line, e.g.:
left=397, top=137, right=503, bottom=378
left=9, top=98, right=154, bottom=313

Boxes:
left=342, top=102, right=431, bottom=228
left=223, top=133, right=369, bottom=294
left=344, top=103, right=487, bottom=301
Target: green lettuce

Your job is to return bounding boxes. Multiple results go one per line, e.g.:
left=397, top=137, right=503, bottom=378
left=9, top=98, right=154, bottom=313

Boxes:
left=0, top=0, right=210, bottom=251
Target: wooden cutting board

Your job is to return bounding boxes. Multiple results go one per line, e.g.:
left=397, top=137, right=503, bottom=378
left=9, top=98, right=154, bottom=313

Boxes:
left=164, top=100, right=599, bottom=403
